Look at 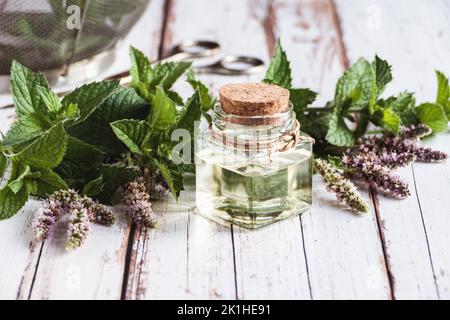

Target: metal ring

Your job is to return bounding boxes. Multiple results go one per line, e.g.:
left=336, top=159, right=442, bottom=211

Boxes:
left=218, top=55, right=265, bottom=75
left=172, top=40, right=221, bottom=59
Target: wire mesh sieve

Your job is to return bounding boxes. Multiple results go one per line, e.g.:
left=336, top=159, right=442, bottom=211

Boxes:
left=0, top=0, right=150, bottom=75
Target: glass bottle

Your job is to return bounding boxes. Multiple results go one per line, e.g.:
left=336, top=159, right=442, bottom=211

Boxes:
left=195, top=84, right=313, bottom=229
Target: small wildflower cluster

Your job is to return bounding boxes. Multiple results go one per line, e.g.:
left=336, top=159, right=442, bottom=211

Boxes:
left=122, top=178, right=157, bottom=229
left=32, top=190, right=115, bottom=250
left=342, top=124, right=447, bottom=199
left=315, top=159, right=369, bottom=213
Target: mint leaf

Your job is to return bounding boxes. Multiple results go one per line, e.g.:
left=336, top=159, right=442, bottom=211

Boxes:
left=13, top=122, right=68, bottom=169
left=82, top=176, right=104, bottom=197
left=379, top=107, right=401, bottom=134
left=3, top=113, right=50, bottom=147
left=90, top=87, right=149, bottom=123
left=65, top=137, right=105, bottom=169
left=172, top=92, right=202, bottom=135
left=8, top=162, right=32, bottom=194
left=290, top=88, right=317, bottom=115
left=35, top=85, right=62, bottom=115
left=95, top=164, right=138, bottom=203
left=335, top=58, right=377, bottom=111
left=0, top=147, right=6, bottom=179
left=34, top=168, right=68, bottom=197
left=62, top=80, right=119, bottom=126
left=130, top=46, right=152, bottom=88
left=263, top=39, right=292, bottom=88
left=387, top=92, right=418, bottom=125
left=0, top=185, right=28, bottom=220
left=111, top=120, right=152, bottom=155
left=326, top=112, right=355, bottom=147
left=148, top=87, right=177, bottom=132
left=152, top=159, right=184, bottom=200
left=436, top=70, right=450, bottom=115
left=157, top=61, right=192, bottom=90
left=372, top=55, right=393, bottom=94
left=416, top=103, right=448, bottom=133
left=10, top=60, right=49, bottom=117
left=187, top=70, right=216, bottom=111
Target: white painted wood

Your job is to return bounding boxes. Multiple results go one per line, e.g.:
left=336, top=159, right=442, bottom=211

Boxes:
left=0, top=0, right=167, bottom=300
left=412, top=134, right=450, bottom=299
left=0, top=0, right=449, bottom=300
left=164, top=0, right=311, bottom=300
left=335, top=0, right=450, bottom=299
left=272, top=0, right=391, bottom=299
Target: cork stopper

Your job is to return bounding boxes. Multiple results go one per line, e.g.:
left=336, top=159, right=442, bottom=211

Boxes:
left=219, top=83, right=290, bottom=117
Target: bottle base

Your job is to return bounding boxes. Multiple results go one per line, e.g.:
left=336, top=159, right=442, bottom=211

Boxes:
left=196, top=196, right=311, bottom=229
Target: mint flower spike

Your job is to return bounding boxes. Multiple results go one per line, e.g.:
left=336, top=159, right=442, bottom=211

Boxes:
left=414, top=147, right=448, bottom=163
left=122, top=178, right=157, bottom=229
left=32, top=199, right=64, bottom=241
left=343, top=153, right=411, bottom=199
left=65, top=206, right=92, bottom=250
left=315, top=159, right=369, bottom=214
left=400, top=124, right=432, bottom=140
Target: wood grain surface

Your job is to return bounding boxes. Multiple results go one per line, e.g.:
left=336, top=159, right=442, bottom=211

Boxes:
left=0, top=0, right=449, bottom=300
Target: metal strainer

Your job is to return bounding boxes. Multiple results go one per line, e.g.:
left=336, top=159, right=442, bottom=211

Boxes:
left=0, top=0, right=150, bottom=88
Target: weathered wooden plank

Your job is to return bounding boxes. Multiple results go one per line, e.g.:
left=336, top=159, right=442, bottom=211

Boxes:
left=272, top=0, right=391, bottom=299
left=412, top=135, right=450, bottom=299
left=124, top=0, right=245, bottom=300
left=335, top=0, right=450, bottom=299
left=0, top=0, right=167, bottom=300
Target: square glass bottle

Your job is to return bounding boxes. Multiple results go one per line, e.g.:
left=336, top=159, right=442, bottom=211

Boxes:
left=195, top=83, right=313, bottom=229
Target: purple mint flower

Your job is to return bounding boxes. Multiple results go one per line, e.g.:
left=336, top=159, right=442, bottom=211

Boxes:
left=32, top=199, right=64, bottom=241
left=122, top=179, right=156, bottom=229
left=315, top=159, right=369, bottom=213
left=65, top=207, right=92, bottom=250
left=400, top=124, right=432, bottom=140
left=414, top=147, right=448, bottom=163
left=343, top=153, right=411, bottom=199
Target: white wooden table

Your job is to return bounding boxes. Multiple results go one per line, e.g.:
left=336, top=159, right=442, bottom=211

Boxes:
left=1, top=0, right=449, bottom=300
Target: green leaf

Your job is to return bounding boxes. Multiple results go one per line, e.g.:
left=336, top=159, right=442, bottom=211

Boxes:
left=156, top=61, right=192, bottom=90
left=61, top=103, right=80, bottom=120
left=380, top=107, right=401, bottom=134
left=130, top=46, right=152, bottom=88
left=62, top=80, right=119, bottom=126
left=187, top=70, right=216, bottom=111
left=436, top=70, right=450, bottom=115
left=263, top=39, right=292, bottom=88
left=326, top=112, right=355, bottom=147
left=110, top=120, right=152, bottom=155
left=7, top=162, right=32, bottom=194
left=0, top=148, right=6, bottom=179
left=289, top=88, right=317, bottom=115
left=95, top=164, right=139, bottom=204
left=0, top=185, right=28, bottom=220
left=35, top=85, right=62, bottom=114
left=34, top=168, right=68, bottom=197
left=416, top=103, right=448, bottom=133
left=167, top=90, right=184, bottom=106
left=387, top=92, right=418, bottom=125
left=82, top=176, right=104, bottom=197
left=372, top=55, right=393, bottom=94
left=89, top=87, right=149, bottom=124
left=335, top=58, right=377, bottom=111
left=148, top=87, right=177, bottom=132
left=10, top=60, right=49, bottom=117
left=65, top=137, right=105, bottom=169
left=2, top=113, right=50, bottom=147
left=172, top=92, right=202, bottom=135
left=13, top=122, right=68, bottom=169
left=152, top=159, right=184, bottom=200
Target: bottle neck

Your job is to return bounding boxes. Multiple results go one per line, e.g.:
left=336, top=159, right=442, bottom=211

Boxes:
left=210, top=102, right=299, bottom=154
